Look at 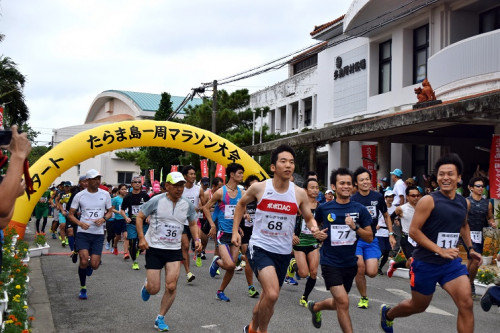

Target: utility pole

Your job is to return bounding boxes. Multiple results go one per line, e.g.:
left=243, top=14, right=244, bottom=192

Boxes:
left=210, top=80, right=217, bottom=180
left=212, top=80, right=217, bottom=134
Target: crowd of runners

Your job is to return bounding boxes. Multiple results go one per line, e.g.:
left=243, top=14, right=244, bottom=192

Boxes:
left=34, top=144, right=500, bottom=332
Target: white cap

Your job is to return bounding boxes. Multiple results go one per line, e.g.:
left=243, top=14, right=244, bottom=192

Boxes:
left=384, top=190, right=395, bottom=197
left=166, top=172, right=186, bottom=184
left=325, top=189, right=334, bottom=195
left=85, top=169, right=102, bottom=179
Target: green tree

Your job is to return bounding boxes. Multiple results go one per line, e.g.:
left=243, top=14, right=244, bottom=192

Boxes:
left=28, top=145, right=51, bottom=166
left=144, top=92, right=184, bottom=181
left=0, top=56, right=29, bottom=126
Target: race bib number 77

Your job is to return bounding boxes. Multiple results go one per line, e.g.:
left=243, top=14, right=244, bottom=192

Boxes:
left=330, top=225, right=356, bottom=246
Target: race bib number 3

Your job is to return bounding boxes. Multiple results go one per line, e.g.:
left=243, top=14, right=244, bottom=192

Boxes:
left=436, top=232, right=459, bottom=249
left=330, top=225, right=356, bottom=246
left=301, top=219, right=312, bottom=235
left=470, top=231, right=482, bottom=244
left=245, top=214, right=254, bottom=228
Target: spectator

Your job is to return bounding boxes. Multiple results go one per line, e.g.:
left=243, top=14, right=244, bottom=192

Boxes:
left=390, top=168, right=406, bottom=206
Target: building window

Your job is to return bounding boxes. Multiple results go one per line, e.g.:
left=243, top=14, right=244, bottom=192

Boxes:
left=117, top=171, right=134, bottom=184
left=379, top=40, right=392, bottom=94
left=480, top=6, right=500, bottom=33
left=413, top=24, right=429, bottom=84
left=293, top=54, right=318, bottom=75
left=304, top=97, right=312, bottom=127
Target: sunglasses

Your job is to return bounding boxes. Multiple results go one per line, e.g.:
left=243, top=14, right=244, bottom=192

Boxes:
left=473, top=184, right=484, bottom=188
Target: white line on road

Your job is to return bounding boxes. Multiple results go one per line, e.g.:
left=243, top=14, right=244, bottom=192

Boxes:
left=386, top=288, right=455, bottom=317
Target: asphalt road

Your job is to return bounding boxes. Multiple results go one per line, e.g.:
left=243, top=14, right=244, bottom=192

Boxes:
left=26, top=219, right=500, bottom=333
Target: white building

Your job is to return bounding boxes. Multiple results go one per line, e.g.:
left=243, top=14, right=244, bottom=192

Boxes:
left=248, top=0, right=500, bottom=185
left=52, top=90, right=203, bottom=186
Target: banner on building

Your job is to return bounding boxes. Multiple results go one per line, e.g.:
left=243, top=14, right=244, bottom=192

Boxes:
left=489, top=134, right=500, bottom=199
left=170, top=165, right=178, bottom=172
left=361, top=145, right=377, bottom=189
left=200, top=159, right=209, bottom=178
left=215, top=163, right=226, bottom=183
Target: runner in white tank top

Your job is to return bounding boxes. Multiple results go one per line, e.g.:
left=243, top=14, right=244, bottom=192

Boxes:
left=231, top=145, right=327, bottom=333
left=250, top=179, right=298, bottom=254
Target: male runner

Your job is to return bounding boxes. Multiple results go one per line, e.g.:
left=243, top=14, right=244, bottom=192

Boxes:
left=68, top=169, right=112, bottom=299
left=180, top=165, right=206, bottom=281
left=138, top=172, right=201, bottom=331
left=200, top=177, right=223, bottom=260
left=66, top=175, right=88, bottom=262
left=232, top=145, right=326, bottom=333
left=351, top=167, right=395, bottom=309
left=56, top=181, right=72, bottom=247
left=386, top=186, right=422, bottom=277
left=240, top=175, right=260, bottom=298
left=380, top=153, right=481, bottom=333
left=121, top=176, right=151, bottom=270
left=308, top=168, right=373, bottom=331
left=202, top=163, right=245, bottom=302
left=466, top=176, right=496, bottom=296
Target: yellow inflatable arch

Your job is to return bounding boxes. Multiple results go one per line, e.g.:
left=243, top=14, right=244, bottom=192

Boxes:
left=10, top=120, right=269, bottom=238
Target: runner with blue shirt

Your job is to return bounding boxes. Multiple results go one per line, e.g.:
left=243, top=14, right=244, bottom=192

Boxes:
left=351, top=167, right=395, bottom=309
left=202, top=163, right=245, bottom=302
left=307, top=168, right=373, bottom=331
left=380, top=153, right=481, bottom=333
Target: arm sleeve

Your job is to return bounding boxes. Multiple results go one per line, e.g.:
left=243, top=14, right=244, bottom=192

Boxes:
left=187, top=200, right=197, bottom=222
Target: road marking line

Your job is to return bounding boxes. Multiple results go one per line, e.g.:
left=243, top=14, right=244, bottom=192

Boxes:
left=386, top=288, right=454, bottom=317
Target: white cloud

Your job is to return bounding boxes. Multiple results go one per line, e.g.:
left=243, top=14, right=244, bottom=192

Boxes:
left=0, top=0, right=351, bottom=144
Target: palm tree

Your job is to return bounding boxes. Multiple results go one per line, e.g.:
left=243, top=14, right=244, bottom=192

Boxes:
left=0, top=55, right=29, bottom=126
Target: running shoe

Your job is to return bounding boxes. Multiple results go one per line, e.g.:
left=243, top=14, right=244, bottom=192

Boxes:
left=481, top=285, right=494, bottom=312
left=105, top=242, right=110, bottom=250
left=70, top=251, right=78, bottom=264
left=209, top=256, right=220, bottom=278
left=380, top=304, right=394, bottom=333
left=61, top=240, right=66, bottom=247
left=307, top=300, right=321, bottom=329
left=58, top=234, right=62, bottom=241
left=243, top=325, right=249, bottom=333
left=86, top=265, right=93, bottom=277
left=187, top=272, right=195, bottom=283
left=299, top=296, right=308, bottom=307
left=154, top=315, right=169, bottom=332
left=216, top=290, right=230, bottom=302
left=216, top=269, right=220, bottom=276
left=65, top=238, right=69, bottom=245
left=235, top=265, right=243, bottom=272
left=387, top=260, right=396, bottom=278
left=357, top=297, right=369, bottom=309
left=378, top=268, right=384, bottom=276
left=79, top=287, right=87, bottom=300
left=51, top=233, right=57, bottom=239
left=285, top=276, right=298, bottom=285
left=124, top=252, right=130, bottom=260
left=248, top=286, right=259, bottom=298
left=132, top=262, right=140, bottom=270
left=141, top=279, right=150, bottom=302
left=201, top=251, right=207, bottom=260
left=113, top=247, right=119, bottom=255
left=196, top=255, right=202, bottom=268
left=287, top=258, right=296, bottom=278
left=240, top=260, right=246, bottom=268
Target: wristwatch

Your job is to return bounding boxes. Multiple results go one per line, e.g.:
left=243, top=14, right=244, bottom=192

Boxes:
left=354, top=223, right=360, bottom=231
left=389, top=232, right=394, bottom=236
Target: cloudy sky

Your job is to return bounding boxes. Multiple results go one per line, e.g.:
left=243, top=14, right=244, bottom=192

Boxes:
left=1, top=0, right=351, bottom=145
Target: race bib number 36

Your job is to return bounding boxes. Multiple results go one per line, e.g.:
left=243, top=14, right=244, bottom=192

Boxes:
left=159, top=223, right=182, bottom=243
left=330, top=225, right=356, bottom=246
left=436, top=232, right=459, bottom=249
